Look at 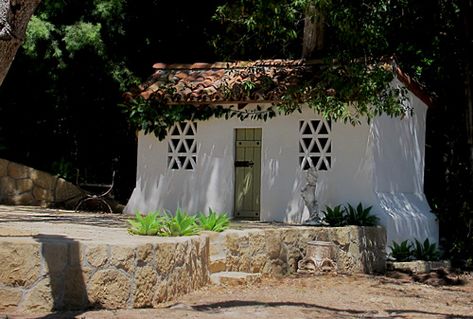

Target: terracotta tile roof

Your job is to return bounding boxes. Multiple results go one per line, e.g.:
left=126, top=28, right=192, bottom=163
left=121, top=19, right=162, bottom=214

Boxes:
left=128, top=58, right=432, bottom=108
left=131, top=59, right=320, bottom=105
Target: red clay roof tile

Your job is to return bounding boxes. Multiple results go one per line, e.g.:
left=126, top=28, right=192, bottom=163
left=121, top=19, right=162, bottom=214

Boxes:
left=134, top=59, right=432, bottom=107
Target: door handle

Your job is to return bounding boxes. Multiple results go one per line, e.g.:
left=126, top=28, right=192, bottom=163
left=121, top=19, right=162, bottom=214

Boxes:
left=235, top=161, right=254, bottom=168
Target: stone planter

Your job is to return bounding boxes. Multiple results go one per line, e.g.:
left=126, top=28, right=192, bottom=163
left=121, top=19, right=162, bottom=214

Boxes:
left=297, top=240, right=337, bottom=273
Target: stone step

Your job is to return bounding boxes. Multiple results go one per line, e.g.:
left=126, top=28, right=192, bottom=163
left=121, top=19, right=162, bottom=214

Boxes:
left=210, top=271, right=262, bottom=286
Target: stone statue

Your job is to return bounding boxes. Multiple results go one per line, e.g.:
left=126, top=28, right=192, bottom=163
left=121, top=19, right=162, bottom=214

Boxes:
left=301, top=167, right=322, bottom=225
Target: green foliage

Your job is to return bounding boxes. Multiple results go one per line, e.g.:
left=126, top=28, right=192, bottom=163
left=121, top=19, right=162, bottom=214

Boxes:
left=345, top=203, right=379, bottom=226
left=63, top=22, right=104, bottom=56
left=322, top=205, right=346, bottom=227
left=160, top=209, right=200, bottom=237
left=211, top=0, right=304, bottom=59
left=413, top=238, right=441, bottom=261
left=51, top=157, right=75, bottom=180
left=197, top=208, right=230, bottom=232
left=389, top=238, right=441, bottom=262
left=389, top=240, right=414, bottom=262
left=128, top=212, right=163, bottom=236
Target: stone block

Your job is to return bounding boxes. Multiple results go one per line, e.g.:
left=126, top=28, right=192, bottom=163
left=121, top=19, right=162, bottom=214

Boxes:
left=133, top=266, right=158, bottom=308
left=264, top=229, right=282, bottom=260
left=87, top=269, right=131, bottom=309
left=0, top=286, right=22, bottom=311
left=136, top=243, right=155, bottom=266
left=0, top=176, right=16, bottom=199
left=248, top=230, right=265, bottom=255
left=0, top=241, right=41, bottom=287
left=16, top=178, right=34, bottom=193
left=7, top=161, right=32, bottom=179
left=63, top=266, right=88, bottom=309
left=42, top=241, right=68, bottom=274
left=152, top=280, right=169, bottom=306
left=12, top=192, right=35, bottom=205
left=209, top=256, right=226, bottom=273
left=210, top=271, right=261, bottom=286
left=68, top=241, right=84, bottom=266
left=0, top=159, right=8, bottom=177
left=19, top=278, right=55, bottom=313
left=388, top=260, right=451, bottom=274
left=33, top=186, right=52, bottom=202
left=54, top=178, right=82, bottom=204
left=110, top=245, right=135, bottom=272
left=30, top=170, right=56, bottom=190
left=86, top=244, right=109, bottom=268
left=155, top=242, right=176, bottom=273
left=224, top=230, right=245, bottom=255
left=249, top=254, right=267, bottom=273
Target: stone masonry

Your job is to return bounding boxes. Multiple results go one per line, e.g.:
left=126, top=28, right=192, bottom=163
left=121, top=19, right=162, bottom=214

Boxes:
left=0, top=209, right=385, bottom=313
left=0, top=158, right=82, bottom=208
left=207, top=226, right=386, bottom=275
left=0, top=235, right=209, bottom=312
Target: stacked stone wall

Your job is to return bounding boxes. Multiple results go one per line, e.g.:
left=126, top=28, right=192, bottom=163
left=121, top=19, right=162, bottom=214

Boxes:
left=0, top=236, right=209, bottom=312
left=0, top=158, right=83, bottom=208
left=209, top=226, right=386, bottom=275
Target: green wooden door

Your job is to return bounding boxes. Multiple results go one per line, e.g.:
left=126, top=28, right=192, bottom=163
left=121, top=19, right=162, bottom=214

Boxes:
left=234, top=128, right=261, bottom=219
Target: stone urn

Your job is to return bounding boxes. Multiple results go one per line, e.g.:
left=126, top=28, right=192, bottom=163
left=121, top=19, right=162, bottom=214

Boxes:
left=297, top=240, right=337, bottom=273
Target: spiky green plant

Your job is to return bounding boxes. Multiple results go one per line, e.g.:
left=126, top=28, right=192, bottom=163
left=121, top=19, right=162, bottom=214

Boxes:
left=160, top=208, right=200, bottom=237
left=345, top=203, right=379, bottom=226
left=128, top=211, right=163, bottom=235
left=389, top=240, right=414, bottom=262
left=322, top=205, right=346, bottom=227
left=196, top=208, right=230, bottom=232
left=413, top=238, right=441, bottom=261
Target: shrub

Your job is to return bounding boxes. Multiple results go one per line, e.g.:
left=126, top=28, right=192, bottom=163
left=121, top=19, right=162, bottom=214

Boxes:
left=345, top=203, right=379, bottom=226
left=389, top=240, right=414, bottom=262
left=128, top=211, right=163, bottom=235
left=322, top=205, right=346, bottom=227
left=160, top=208, right=200, bottom=237
left=197, top=208, right=230, bottom=232
left=413, top=238, right=441, bottom=261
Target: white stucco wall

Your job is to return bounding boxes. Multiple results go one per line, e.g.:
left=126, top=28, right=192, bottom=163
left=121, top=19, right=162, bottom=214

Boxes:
left=126, top=106, right=375, bottom=222
left=371, top=84, right=438, bottom=246
left=125, top=88, right=438, bottom=246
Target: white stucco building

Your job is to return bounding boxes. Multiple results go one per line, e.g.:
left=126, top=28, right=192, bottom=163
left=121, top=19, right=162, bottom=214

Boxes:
left=125, top=60, right=437, bottom=246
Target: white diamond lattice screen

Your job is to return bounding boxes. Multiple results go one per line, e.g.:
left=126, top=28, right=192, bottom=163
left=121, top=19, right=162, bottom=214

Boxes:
left=168, top=121, right=197, bottom=170
left=299, top=120, right=332, bottom=170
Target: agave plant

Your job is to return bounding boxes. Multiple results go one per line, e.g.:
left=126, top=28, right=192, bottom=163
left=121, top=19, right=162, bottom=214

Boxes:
left=128, top=211, right=163, bottom=235
left=322, top=204, right=346, bottom=227
left=389, top=240, right=414, bottom=262
left=345, top=203, right=379, bottom=226
left=413, top=238, right=441, bottom=261
left=196, top=208, right=230, bottom=232
left=160, top=208, right=200, bottom=237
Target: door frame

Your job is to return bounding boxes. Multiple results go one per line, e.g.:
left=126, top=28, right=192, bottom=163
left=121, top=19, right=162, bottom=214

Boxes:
left=233, top=127, right=262, bottom=220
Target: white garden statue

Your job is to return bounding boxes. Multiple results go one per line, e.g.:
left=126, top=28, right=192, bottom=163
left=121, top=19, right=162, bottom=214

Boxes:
left=301, top=167, right=322, bottom=225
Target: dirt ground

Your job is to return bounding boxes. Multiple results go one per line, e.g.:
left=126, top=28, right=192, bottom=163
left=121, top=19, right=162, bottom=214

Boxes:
left=6, top=272, right=473, bottom=319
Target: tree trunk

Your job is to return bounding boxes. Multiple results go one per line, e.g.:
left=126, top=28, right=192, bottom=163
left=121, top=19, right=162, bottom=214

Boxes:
left=0, top=0, right=41, bottom=87
left=302, top=3, right=325, bottom=58
left=463, top=0, right=473, bottom=170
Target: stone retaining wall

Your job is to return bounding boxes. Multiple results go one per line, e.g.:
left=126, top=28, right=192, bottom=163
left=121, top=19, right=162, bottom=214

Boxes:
left=208, top=226, right=386, bottom=275
left=0, top=158, right=81, bottom=208
left=0, top=236, right=209, bottom=312
left=0, top=224, right=385, bottom=313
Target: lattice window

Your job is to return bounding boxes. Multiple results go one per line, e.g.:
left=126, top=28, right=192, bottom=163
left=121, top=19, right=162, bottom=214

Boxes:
left=167, top=121, right=197, bottom=170
left=299, top=119, right=332, bottom=171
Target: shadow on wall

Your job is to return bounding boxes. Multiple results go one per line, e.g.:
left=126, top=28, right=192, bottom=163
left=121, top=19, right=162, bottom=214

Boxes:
left=33, top=234, right=90, bottom=313
left=126, top=143, right=232, bottom=215
left=371, top=98, right=438, bottom=245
